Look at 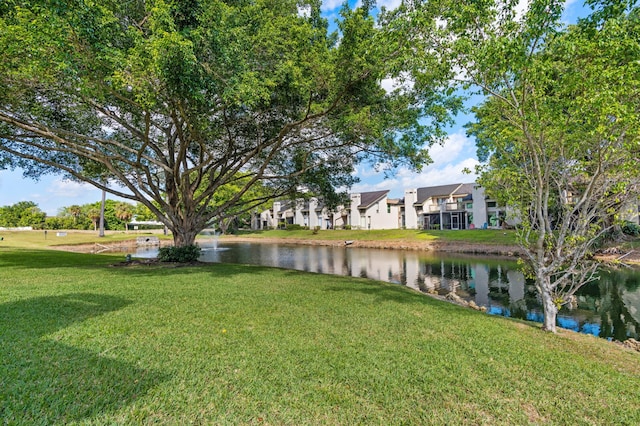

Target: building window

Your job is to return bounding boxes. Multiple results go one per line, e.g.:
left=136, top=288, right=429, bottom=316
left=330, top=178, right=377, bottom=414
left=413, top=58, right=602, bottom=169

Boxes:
left=466, top=202, right=473, bottom=209
left=487, top=201, right=497, bottom=208
left=387, top=204, right=391, bottom=213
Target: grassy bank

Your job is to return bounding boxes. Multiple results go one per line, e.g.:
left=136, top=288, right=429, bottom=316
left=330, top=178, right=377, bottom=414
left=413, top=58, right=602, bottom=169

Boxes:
left=231, top=228, right=518, bottom=245
left=1, top=245, right=639, bottom=424
left=0, top=229, right=171, bottom=250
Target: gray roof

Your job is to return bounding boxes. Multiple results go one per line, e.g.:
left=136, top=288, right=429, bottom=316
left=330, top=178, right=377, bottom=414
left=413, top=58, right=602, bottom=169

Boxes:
left=278, top=201, right=293, bottom=213
left=415, top=184, right=463, bottom=205
left=358, top=190, right=389, bottom=209
left=414, top=183, right=475, bottom=206
left=454, top=183, right=475, bottom=196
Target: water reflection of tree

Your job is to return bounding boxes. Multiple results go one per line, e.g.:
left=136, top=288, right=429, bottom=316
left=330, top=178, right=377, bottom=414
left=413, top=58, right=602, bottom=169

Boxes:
left=597, top=271, right=640, bottom=341
left=509, top=298, right=529, bottom=320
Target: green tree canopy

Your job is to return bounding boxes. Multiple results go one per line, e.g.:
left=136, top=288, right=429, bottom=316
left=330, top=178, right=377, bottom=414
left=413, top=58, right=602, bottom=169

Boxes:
left=0, top=0, right=457, bottom=247
left=405, top=0, right=640, bottom=331
left=0, top=201, right=46, bottom=228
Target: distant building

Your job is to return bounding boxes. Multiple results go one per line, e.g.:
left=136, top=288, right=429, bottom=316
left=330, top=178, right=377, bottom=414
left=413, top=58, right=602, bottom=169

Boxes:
left=254, top=183, right=515, bottom=231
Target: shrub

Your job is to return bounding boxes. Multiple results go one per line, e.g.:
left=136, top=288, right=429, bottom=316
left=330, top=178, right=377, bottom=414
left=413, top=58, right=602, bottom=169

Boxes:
left=622, top=221, right=640, bottom=237
left=343, top=225, right=352, bottom=230
left=157, top=245, right=202, bottom=263
left=285, top=224, right=306, bottom=231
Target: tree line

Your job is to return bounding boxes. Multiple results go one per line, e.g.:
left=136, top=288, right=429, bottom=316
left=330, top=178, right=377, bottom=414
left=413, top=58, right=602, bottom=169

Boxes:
left=0, top=200, right=148, bottom=231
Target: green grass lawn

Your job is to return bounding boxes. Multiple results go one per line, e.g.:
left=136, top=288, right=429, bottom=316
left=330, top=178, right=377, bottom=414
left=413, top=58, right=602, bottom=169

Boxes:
left=0, top=229, right=172, bottom=250
left=1, top=241, right=639, bottom=424
left=233, top=228, right=518, bottom=245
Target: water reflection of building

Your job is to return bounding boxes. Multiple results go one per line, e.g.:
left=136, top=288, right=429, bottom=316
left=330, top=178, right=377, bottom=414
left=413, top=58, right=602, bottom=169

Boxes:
left=472, top=264, right=490, bottom=307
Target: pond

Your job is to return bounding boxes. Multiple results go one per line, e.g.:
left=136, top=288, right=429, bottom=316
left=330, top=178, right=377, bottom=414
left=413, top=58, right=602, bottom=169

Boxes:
left=134, top=240, right=640, bottom=341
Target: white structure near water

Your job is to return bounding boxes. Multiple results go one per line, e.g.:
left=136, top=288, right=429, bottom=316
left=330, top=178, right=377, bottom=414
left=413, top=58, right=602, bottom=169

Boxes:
left=255, top=183, right=512, bottom=231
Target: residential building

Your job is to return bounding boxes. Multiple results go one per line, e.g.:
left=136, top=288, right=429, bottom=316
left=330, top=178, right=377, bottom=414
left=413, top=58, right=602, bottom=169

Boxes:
left=348, top=190, right=401, bottom=230
left=254, top=183, right=511, bottom=231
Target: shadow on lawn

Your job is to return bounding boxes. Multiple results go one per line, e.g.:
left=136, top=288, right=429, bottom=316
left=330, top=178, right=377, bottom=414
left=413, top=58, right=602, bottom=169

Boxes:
left=0, top=293, right=166, bottom=423
left=0, top=249, right=114, bottom=269
left=323, top=279, right=480, bottom=315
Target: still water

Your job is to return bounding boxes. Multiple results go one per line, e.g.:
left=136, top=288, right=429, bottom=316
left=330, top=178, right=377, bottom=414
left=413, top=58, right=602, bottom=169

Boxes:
left=136, top=241, right=640, bottom=340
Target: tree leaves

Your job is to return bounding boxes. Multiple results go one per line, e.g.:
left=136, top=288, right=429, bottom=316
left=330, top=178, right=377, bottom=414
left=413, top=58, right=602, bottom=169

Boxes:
left=0, top=0, right=457, bottom=246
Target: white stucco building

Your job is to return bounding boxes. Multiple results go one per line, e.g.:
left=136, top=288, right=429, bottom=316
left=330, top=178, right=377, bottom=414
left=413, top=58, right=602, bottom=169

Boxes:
left=254, top=183, right=513, bottom=231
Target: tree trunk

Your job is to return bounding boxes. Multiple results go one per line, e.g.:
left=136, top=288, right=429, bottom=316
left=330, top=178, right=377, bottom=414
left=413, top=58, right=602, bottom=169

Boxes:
left=539, top=283, right=558, bottom=333
left=172, top=228, right=199, bottom=248
left=99, top=189, right=106, bottom=237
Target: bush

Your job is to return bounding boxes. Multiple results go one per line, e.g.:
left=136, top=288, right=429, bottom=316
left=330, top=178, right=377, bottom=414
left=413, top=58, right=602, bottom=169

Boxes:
left=622, top=221, right=640, bottom=237
left=285, top=224, right=306, bottom=231
left=157, top=245, right=202, bottom=263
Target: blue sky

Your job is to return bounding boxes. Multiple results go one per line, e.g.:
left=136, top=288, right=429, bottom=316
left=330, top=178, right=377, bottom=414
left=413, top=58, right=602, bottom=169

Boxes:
left=0, top=0, right=588, bottom=215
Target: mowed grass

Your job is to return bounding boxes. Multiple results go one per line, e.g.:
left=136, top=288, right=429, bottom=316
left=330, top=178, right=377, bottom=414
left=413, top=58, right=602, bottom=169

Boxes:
left=233, top=228, right=518, bottom=245
left=0, top=229, right=171, bottom=250
left=1, top=246, right=640, bottom=424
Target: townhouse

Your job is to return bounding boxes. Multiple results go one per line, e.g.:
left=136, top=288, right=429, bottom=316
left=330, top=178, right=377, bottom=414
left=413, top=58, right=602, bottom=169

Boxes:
left=255, top=183, right=512, bottom=231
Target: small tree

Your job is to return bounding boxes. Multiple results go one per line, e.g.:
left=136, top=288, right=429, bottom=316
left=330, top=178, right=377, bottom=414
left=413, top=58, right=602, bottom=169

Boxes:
left=114, top=202, right=134, bottom=231
left=406, top=0, right=640, bottom=331
left=87, top=208, right=101, bottom=232
left=67, top=205, right=82, bottom=225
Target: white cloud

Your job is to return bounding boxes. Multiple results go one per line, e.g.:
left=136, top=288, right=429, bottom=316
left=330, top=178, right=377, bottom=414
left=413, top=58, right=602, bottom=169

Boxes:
left=380, top=73, right=414, bottom=94
left=377, top=0, right=403, bottom=11
left=354, top=0, right=402, bottom=11
left=355, top=165, right=385, bottom=178
left=396, top=157, right=479, bottom=190
left=515, top=0, right=529, bottom=21
left=351, top=131, right=479, bottom=197
left=321, top=0, right=343, bottom=12
left=427, top=130, right=470, bottom=165
left=298, top=5, right=311, bottom=17
left=48, top=178, right=95, bottom=198
left=351, top=155, right=479, bottom=197
left=563, top=0, right=581, bottom=10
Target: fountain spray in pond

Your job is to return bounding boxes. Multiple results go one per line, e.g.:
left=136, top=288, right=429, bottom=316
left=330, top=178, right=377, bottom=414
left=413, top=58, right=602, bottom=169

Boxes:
left=201, top=228, right=228, bottom=251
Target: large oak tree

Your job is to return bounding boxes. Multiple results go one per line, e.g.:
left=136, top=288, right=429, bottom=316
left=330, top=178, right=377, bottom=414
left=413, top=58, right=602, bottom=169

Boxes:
left=0, top=0, right=456, bottom=247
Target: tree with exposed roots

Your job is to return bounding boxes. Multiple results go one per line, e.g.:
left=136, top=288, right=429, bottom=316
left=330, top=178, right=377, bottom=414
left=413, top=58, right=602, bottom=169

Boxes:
left=0, top=0, right=458, bottom=248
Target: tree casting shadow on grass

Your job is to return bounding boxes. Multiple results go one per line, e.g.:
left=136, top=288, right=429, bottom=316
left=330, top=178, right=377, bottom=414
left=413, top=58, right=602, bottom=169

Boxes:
left=0, top=293, right=167, bottom=423
left=0, top=249, right=114, bottom=270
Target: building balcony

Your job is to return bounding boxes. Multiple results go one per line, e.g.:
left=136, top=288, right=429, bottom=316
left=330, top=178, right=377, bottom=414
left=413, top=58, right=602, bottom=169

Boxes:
left=445, top=202, right=465, bottom=211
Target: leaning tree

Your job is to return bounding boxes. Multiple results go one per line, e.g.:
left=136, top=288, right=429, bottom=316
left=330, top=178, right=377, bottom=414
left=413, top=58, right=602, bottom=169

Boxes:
left=0, top=0, right=457, bottom=247
left=403, top=0, right=640, bottom=331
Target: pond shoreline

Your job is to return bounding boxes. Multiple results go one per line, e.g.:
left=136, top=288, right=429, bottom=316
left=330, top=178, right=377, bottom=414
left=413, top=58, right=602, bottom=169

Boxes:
left=49, top=234, right=640, bottom=266
left=220, top=235, right=524, bottom=256
left=221, top=235, right=640, bottom=266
